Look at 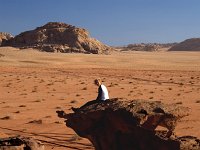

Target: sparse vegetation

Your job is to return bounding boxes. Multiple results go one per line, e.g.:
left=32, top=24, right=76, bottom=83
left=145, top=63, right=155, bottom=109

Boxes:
left=0, top=53, right=5, bottom=57
left=195, top=100, right=200, bottom=103
left=82, top=87, right=87, bottom=90
left=0, top=45, right=200, bottom=147
left=176, top=101, right=183, bottom=105
left=19, top=105, right=26, bottom=107
left=55, top=106, right=61, bottom=109
left=0, top=116, right=12, bottom=120
left=14, top=111, right=20, bottom=113
left=28, top=119, right=42, bottom=124
left=33, top=99, right=41, bottom=102
left=70, top=100, right=77, bottom=103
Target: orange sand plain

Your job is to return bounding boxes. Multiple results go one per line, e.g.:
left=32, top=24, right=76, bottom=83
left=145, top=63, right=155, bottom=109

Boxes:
left=0, top=47, right=200, bottom=149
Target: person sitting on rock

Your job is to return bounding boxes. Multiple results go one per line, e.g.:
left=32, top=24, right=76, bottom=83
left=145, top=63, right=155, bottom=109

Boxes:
left=94, top=78, right=109, bottom=101
left=72, top=78, right=109, bottom=112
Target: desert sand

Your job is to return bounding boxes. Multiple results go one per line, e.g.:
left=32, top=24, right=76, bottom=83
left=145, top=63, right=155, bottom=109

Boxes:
left=0, top=47, right=200, bottom=149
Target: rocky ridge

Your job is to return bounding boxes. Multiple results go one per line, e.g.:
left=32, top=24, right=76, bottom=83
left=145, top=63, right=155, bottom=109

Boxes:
left=57, top=98, right=200, bottom=150
left=119, top=43, right=177, bottom=51
left=169, top=38, right=200, bottom=51
left=2, top=22, right=111, bottom=54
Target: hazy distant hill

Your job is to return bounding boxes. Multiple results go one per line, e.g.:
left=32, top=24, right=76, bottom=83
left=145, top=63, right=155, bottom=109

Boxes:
left=118, top=43, right=177, bottom=52
left=169, top=38, right=200, bottom=51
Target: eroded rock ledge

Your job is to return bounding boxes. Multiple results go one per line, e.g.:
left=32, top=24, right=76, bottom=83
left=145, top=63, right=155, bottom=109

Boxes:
left=57, top=98, right=200, bottom=150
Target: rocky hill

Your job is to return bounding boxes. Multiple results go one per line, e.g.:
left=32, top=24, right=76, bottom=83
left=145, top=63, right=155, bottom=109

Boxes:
left=57, top=98, right=200, bottom=150
left=0, top=32, right=13, bottom=46
left=120, top=43, right=177, bottom=52
left=2, top=22, right=111, bottom=54
left=169, top=38, right=200, bottom=51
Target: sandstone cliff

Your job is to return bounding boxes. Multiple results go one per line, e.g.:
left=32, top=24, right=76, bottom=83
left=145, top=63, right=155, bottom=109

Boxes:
left=169, top=38, right=200, bottom=51
left=57, top=98, right=200, bottom=150
left=3, top=22, right=111, bottom=54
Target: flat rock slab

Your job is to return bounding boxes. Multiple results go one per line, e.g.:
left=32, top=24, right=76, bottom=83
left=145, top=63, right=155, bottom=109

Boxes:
left=57, top=98, right=199, bottom=150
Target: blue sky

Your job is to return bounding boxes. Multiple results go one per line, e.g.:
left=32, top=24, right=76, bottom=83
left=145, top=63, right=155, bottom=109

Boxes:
left=1, top=0, right=200, bottom=46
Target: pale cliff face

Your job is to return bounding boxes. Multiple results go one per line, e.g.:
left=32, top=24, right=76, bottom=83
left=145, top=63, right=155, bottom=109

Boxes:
left=3, top=22, right=112, bottom=54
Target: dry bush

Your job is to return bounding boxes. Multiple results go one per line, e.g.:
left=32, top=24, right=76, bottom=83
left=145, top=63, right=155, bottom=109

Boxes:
left=82, top=87, right=87, bottom=90
left=70, top=100, right=77, bottom=103
left=0, top=53, right=5, bottom=57
left=176, top=101, right=183, bottom=105
left=28, top=119, right=43, bottom=124
left=19, top=105, right=26, bottom=107
left=196, top=100, right=200, bottom=103
left=0, top=116, right=12, bottom=120
left=76, top=94, right=81, bottom=97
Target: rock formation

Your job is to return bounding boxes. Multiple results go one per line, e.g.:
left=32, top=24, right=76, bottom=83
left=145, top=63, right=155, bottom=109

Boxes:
left=56, top=98, right=200, bottom=150
left=121, top=43, right=177, bottom=51
left=0, top=136, right=44, bottom=150
left=169, top=38, right=200, bottom=51
left=0, top=32, right=13, bottom=46
left=2, top=22, right=111, bottom=54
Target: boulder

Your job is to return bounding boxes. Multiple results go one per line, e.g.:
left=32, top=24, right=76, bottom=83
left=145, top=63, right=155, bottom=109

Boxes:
left=56, top=98, right=200, bottom=150
left=3, top=22, right=111, bottom=54
left=0, top=136, right=44, bottom=150
left=0, top=32, right=13, bottom=46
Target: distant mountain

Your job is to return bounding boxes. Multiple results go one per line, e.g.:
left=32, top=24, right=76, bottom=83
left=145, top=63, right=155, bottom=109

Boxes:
left=118, top=43, right=178, bottom=51
left=169, top=38, right=200, bottom=51
left=2, top=22, right=111, bottom=54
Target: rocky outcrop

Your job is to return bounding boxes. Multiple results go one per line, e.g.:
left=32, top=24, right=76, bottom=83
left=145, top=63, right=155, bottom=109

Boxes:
left=0, top=32, right=13, bottom=46
left=56, top=98, right=200, bottom=150
left=0, top=136, right=44, bottom=150
left=3, top=22, right=111, bottom=54
left=121, top=43, right=177, bottom=51
left=169, top=38, right=200, bottom=51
